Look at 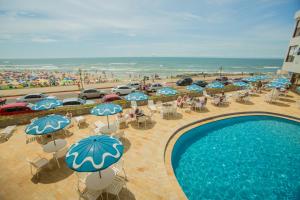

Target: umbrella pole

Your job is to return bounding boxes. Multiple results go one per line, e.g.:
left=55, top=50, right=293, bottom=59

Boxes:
left=98, top=171, right=102, bottom=178
left=107, top=116, right=110, bottom=128
left=52, top=135, right=56, bottom=145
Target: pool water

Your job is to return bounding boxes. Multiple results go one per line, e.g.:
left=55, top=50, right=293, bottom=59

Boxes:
left=172, top=115, right=300, bottom=200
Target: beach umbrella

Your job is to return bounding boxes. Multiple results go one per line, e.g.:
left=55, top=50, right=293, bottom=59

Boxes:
left=233, top=81, right=250, bottom=88
left=272, top=77, right=291, bottom=85
left=25, top=114, right=70, bottom=144
left=90, top=103, right=122, bottom=127
left=125, top=92, right=149, bottom=101
left=65, top=135, right=123, bottom=172
left=206, top=81, right=224, bottom=89
left=31, top=99, right=62, bottom=111
left=156, top=87, right=178, bottom=96
left=186, top=84, right=204, bottom=92
left=242, top=77, right=257, bottom=82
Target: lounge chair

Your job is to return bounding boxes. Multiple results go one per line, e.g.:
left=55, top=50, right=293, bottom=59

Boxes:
left=53, top=147, right=68, bottom=168
left=105, top=176, right=127, bottom=200
left=0, top=125, right=16, bottom=141
left=27, top=156, right=50, bottom=180
left=148, top=100, right=157, bottom=112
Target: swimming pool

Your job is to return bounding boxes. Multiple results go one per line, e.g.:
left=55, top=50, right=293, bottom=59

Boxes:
left=172, top=115, right=300, bottom=200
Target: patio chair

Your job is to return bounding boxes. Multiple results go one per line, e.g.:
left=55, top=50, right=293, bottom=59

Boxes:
left=0, top=125, right=16, bottom=141
left=212, top=97, right=220, bottom=106
left=105, top=176, right=126, bottom=200
left=131, top=101, right=137, bottom=110
left=137, top=116, right=148, bottom=128
left=94, top=120, right=106, bottom=129
left=53, top=147, right=68, bottom=168
left=203, top=90, right=211, bottom=98
left=148, top=100, right=157, bottom=112
left=112, top=159, right=127, bottom=179
left=27, top=156, right=50, bottom=180
left=75, top=116, right=86, bottom=128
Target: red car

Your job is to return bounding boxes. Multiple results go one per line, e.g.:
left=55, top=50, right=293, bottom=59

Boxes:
left=102, top=94, right=122, bottom=103
left=0, top=102, right=35, bottom=116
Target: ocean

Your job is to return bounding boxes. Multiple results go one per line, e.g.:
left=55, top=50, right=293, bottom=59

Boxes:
left=0, top=57, right=283, bottom=78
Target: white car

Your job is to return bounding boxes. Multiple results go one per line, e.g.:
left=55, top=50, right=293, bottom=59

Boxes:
left=16, top=93, right=56, bottom=103
left=147, top=83, right=163, bottom=92
left=126, top=82, right=141, bottom=90
left=111, top=85, right=135, bottom=95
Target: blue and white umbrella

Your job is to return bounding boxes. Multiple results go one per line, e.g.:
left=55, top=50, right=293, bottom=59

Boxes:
left=206, top=81, right=224, bottom=89
left=31, top=99, right=62, bottom=111
left=186, top=84, right=204, bottom=92
left=156, top=87, right=178, bottom=96
left=65, top=135, right=123, bottom=172
left=233, top=81, right=250, bottom=88
left=91, top=103, right=122, bottom=128
left=242, top=77, right=257, bottom=82
left=272, top=77, right=290, bottom=85
left=25, top=114, right=70, bottom=135
left=125, top=92, right=148, bottom=101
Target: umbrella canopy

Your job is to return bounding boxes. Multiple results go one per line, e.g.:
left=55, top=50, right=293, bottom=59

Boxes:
left=125, top=92, right=149, bottom=101
left=254, top=75, right=268, bottom=81
left=31, top=99, right=62, bottom=111
left=206, top=81, right=224, bottom=89
left=272, top=78, right=291, bottom=85
left=233, top=81, right=250, bottom=88
left=156, top=87, right=178, bottom=96
left=242, top=77, right=257, bottom=82
left=65, top=135, right=124, bottom=172
left=266, top=82, right=286, bottom=88
left=186, top=84, right=204, bottom=92
left=91, top=103, right=122, bottom=116
left=25, top=114, right=70, bottom=135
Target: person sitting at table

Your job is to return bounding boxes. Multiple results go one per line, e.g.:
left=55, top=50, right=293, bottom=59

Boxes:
left=134, top=108, right=145, bottom=117
left=176, top=96, right=184, bottom=108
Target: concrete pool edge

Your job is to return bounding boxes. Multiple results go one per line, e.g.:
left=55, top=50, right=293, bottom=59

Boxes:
left=163, top=111, right=300, bottom=200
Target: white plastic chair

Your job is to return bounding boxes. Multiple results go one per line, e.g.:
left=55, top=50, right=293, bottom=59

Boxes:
left=212, top=97, right=220, bottom=106
left=105, top=176, right=126, bottom=200
left=53, top=147, right=68, bottom=168
left=137, top=116, right=148, bottom=128
left=27, top=156, right=49, bottom=179
left=203, top=90, right=211, bottom=98
left=112, top=159, right=127, bottom=179
left=148, top=100, right=157, bottom=112
left=0, top=125, right=16, bottom=141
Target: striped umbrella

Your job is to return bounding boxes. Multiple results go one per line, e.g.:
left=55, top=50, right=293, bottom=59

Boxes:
left=31, top=99, right=62, bottom=111
left=157, top=87, right=178, bottom=96
left=186, top=84, right=204, bottom=92
left=206, top=81, right=224, bottom=89
left=125, top=92, right=149, bottom=101
left=91, top=103, right=122, bottom=128
left=25, top=114, right=70, bottom=135
left=65, top=135, right=123, bottom=172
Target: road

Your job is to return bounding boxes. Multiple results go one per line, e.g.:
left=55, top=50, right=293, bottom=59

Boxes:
left=5, top=89, right=112, bottom=104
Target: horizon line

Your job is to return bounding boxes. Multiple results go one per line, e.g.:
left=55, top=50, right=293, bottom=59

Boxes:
left=0, top=56, right=284, bottom=60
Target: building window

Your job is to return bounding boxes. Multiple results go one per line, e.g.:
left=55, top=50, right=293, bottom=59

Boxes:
left=286, top=45, right=298, bottom=62
left=293, top=20, right=300, bottom=37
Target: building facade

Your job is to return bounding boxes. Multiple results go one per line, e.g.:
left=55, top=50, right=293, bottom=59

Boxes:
left=282, top=10, right=300, bottom=86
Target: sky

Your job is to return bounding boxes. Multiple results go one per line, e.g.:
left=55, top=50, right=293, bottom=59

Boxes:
left=0, top=0, right=299, bottom=59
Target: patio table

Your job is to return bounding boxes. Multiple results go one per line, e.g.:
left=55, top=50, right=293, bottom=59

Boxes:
left=43, top=139, right=67, bottom=153
left=85, top=167, right=115, bottom=191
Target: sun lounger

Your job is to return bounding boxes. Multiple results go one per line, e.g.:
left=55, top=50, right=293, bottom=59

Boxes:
left=0, top=125, right=16, bottom=141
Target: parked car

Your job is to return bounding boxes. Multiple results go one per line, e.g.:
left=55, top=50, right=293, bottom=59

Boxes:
left=102, top=94, right=122, bottom=103
left=0, top=97, right=6, bottom=105
left=0, top=102, right=35, bottom=115
left=78, top=88, right=107, bottom=100
left=62, top=98, right=94, bottom=106
left=111, top=85, right=135, bottom=95
left=147, top=83, right=163, bottom=92
left=126, top=82, right=141, bottom=90
left=215, top=76, right=231, bottom=85
left=16, top=93, right=56, bottom=103
left=193, top=80, right=208, bottom=87
left=176, top=77, right=193, bottom=86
